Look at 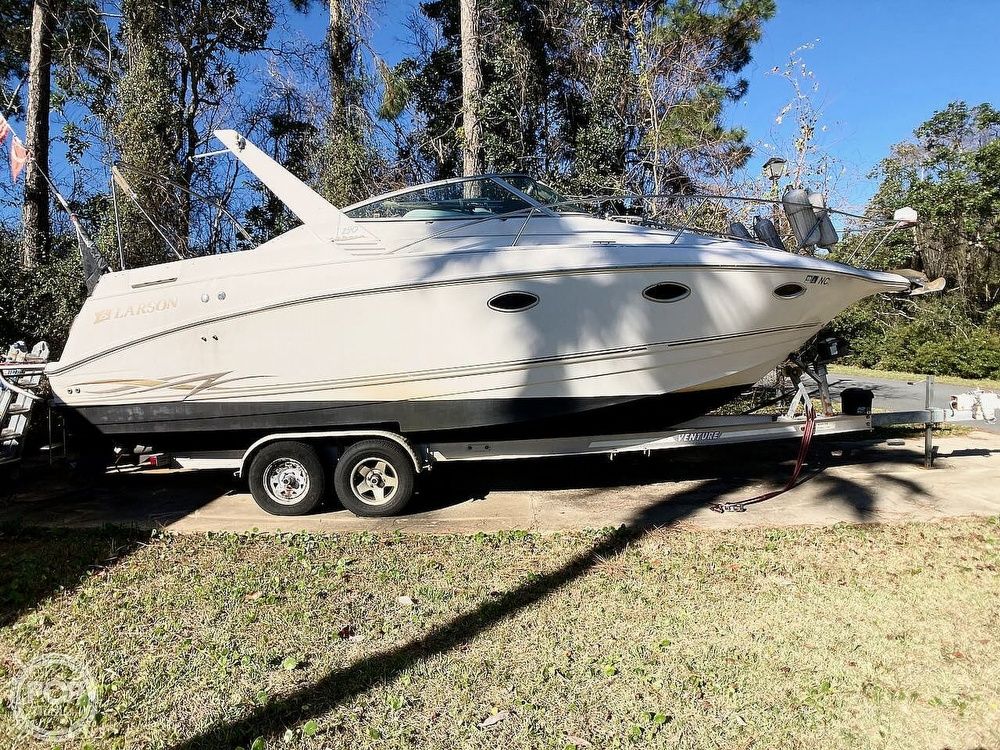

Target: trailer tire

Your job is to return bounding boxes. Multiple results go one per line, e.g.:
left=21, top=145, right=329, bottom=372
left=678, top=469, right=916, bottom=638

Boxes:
left=334, top=439, right=415, bottom=517
left=248, top=441, right=325, bottom=516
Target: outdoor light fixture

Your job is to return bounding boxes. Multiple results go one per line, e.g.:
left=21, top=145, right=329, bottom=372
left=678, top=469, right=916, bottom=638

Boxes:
left=762, top=156, right=788, bottom=236
left=762, top=156, right=788, bottom=182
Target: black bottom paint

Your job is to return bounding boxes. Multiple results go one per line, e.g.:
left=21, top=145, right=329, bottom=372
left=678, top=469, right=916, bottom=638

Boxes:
left=61, top=387, right=748, bottom=452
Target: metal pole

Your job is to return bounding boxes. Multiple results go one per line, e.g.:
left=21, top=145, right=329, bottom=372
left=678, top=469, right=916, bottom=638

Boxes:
left=924, top=375, right=935, bottom=468
left=110, top=175, right=125, bottom=270
left=770, top=177, right=781, bottom=233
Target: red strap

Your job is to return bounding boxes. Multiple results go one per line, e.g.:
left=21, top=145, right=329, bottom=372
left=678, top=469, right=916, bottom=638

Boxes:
left=710, top=402, right=817, bottom=513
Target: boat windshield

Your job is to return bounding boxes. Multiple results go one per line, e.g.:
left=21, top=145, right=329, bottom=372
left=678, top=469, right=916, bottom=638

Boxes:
left=345, top=177, right=535, bottom=220
left=343, top=175, right=586, bottom=220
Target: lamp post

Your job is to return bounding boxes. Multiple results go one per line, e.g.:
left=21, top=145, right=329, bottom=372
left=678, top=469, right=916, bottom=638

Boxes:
left=762, top=156, right=787, bottom=235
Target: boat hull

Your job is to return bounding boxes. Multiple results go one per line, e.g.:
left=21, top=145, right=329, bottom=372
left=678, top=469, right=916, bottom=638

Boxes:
left=47, top=241, right=909, bottom=450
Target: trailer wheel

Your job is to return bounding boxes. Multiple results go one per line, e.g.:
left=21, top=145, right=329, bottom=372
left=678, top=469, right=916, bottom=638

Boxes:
left=248, top=441, right=325, bottom=516
left=334, top=439, right=415, bottom=517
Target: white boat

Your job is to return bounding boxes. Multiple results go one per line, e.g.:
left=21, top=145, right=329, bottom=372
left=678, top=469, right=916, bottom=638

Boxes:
left=46, top=130, right=912, bottom=451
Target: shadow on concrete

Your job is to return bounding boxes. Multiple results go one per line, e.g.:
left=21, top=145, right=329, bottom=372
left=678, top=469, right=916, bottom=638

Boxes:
left=802, top=471, right=929, bottom=520
left=4, top=434, right=960, bottom=529
left=412, top=439, right=808, bottom=511
left=1, top=459, right=240, bottom=529
left=941, top=447, right=1000, bottom=459
left=408, top=435, right=938, bottom=522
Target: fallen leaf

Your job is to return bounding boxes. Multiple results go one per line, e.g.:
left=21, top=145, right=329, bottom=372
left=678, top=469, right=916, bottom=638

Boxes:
left=564, top=736, right=592, bottom=747
left=478, top=710, right=509, bottom=729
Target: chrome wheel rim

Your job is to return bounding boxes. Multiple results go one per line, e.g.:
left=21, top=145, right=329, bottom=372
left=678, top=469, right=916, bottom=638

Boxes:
left=349, top=458, right=399, bottom=506
left=263, top=458, right=310, bottom=506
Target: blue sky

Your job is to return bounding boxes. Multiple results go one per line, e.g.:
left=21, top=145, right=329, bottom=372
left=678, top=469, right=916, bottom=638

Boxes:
left=354, top=0, right=997, bottom=208
left=4, top=0, right=994, bottom=220
left=731, top=0, right=998, bottom=207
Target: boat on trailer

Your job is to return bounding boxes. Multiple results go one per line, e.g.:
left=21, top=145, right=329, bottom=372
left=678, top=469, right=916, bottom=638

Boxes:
left=38, top=130, right=942, bottom=516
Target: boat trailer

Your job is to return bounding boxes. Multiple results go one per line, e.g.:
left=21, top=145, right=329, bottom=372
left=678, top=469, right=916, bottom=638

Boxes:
left=2, top=342, right=997, bottom=517
left=156, top=376, right=996, bottom=517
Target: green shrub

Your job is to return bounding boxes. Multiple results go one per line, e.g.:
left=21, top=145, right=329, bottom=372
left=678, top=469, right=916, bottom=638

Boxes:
left=985, top=304, right=1000, bottom=333
left=831, top=293, right=1000, bottom=379
left=909, top=335, right=1000, bottom=379
left=0, top=227, right=87, bottom=356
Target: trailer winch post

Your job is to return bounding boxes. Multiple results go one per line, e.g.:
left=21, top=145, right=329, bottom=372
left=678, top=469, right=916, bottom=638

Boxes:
left=924, top=375, right=935, bottom=469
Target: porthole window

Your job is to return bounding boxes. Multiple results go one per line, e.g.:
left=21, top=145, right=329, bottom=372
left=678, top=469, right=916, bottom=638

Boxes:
left=642, top=282, right=690, bottom=303
left=488, top=291, right=539, bottom=312
left=774, top=283, right=806, bottom=299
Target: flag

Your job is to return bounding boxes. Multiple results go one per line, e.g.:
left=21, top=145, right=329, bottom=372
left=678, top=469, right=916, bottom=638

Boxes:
left=0, top=115, right=9, bottom=148
left=10, top=135, right=29, bottom=182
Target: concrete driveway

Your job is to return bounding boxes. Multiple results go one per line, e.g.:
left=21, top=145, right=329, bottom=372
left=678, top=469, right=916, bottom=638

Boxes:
left=5, top=430, right=1000, bottom=534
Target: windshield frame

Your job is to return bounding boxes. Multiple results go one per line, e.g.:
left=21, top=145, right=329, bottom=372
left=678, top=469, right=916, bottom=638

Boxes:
left=496, top=175, right=587, bottom=214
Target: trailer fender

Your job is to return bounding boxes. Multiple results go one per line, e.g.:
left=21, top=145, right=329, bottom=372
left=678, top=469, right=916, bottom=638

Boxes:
left=239, top=430, right=425, bottom=479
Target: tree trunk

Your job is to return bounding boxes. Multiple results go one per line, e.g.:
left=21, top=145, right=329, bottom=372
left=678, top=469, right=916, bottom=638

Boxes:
left=328, top=0, right=352, bottom=127
left=22, top=0, right=52, bottom=269
left=460, top=0, right=483, bottom=176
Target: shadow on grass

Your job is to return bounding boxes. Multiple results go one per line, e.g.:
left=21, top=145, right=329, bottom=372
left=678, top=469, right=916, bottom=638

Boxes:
left=169, top=454, right=904, bottom=749
left=2, top=434, right=966, bottom=746
left=169, top=417, right=977, bottom=748
left=0, top=524, right=148, bottom=627
left=0, top=460, right=238, bottom=628
left=169, top=479, right=715, bottom=749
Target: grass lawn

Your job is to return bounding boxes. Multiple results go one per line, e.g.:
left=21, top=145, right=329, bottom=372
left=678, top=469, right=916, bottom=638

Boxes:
left=2, top=520, right=999, bottom=749
left=828, top=364, right=1000, bottom=391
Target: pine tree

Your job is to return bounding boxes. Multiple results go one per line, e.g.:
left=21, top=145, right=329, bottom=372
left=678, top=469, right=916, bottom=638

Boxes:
left=21, top=0, right=54, bottom=268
